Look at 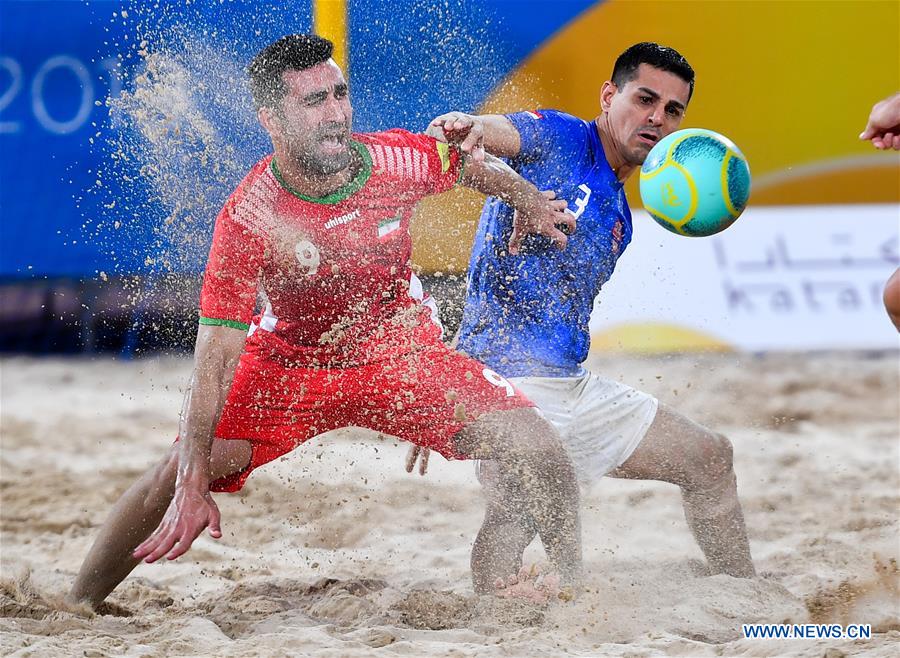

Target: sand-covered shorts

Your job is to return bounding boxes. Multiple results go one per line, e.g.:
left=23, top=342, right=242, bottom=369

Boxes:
left=209, top=333, right=533, bottom=492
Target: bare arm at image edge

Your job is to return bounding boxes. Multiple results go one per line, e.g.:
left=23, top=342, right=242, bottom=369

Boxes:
left=860, top=92, right=900, bottom=150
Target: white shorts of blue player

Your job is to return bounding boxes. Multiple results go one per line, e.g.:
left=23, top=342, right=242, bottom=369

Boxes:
left=510, top=374, right=657, bottom=483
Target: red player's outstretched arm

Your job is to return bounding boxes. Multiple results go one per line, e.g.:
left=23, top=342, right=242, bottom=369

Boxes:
left=427, top=112, right=522, bottom=161
left=460, top=153, right=573, bottom=254
left=133, top=324, right=246, bottom=562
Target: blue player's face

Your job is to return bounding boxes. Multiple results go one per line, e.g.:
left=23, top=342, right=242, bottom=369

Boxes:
left=261, top=60, right=354, bottom=175
left=602, top=64, right=691, bottom=166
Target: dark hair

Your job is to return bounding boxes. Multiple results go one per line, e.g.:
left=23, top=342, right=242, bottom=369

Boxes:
left=248, top=34, right=334, bottom=109
left=611, top=42, right=695, bottom=101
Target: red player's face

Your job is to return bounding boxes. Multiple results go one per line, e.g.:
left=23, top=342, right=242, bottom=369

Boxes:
left=601, top=63, right=691, bottom=166
left=266, top=60, right=354, bottom=175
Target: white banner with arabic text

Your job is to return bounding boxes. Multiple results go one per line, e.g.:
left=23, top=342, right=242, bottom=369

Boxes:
left=590, top=204, right=900, bottom=352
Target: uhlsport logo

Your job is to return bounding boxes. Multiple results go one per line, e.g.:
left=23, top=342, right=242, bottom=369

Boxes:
left=324, top=208, right=361, bottom=230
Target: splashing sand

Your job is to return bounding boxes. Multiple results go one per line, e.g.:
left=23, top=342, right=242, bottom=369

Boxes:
left=1, top=352, right=897, bottom=656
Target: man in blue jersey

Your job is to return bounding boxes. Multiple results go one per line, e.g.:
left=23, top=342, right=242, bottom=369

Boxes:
left=409, top=43, right=755, bottom=594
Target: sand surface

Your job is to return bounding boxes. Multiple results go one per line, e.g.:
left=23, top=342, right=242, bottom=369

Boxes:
left=1, top=351, right=898, bottom=657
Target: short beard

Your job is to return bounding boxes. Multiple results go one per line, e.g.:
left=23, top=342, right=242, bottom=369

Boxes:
left=293, top=146, right=352, bottom=176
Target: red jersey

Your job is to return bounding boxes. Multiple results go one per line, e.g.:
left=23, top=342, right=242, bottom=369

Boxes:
left=199, top=129, right=463, bottom=365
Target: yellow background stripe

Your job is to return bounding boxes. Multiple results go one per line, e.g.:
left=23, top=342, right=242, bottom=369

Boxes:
left=313, top=0, right=348, bottom=74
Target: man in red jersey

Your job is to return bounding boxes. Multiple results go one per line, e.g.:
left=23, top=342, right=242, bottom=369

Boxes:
left=67, top=34, right=581, bottom=608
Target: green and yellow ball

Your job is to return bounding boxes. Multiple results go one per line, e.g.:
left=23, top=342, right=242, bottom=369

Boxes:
left=639, top=128, right=751, bottom=237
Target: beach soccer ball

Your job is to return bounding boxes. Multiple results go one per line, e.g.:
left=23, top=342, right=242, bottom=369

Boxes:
left=639, top=128, right=751, bottom=237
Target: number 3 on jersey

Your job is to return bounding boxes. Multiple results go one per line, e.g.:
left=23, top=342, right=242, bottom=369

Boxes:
left=482, top=368, right=515, bottom=397
left=566, top=183, right=592, bottom=220
left=294, top=239, right=320, bottom=276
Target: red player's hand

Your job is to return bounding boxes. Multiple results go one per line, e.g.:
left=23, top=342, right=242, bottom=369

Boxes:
left=405, top=444, right=431, bottom=475
left=509, top=190, right=574, bottom=255
left=133, top=483, right=222, bottom=563
left=427, top=112, right=485, bottom=162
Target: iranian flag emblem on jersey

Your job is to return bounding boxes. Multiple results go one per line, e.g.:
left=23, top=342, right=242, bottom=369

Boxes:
left=377, top=210, right=403, bottom=238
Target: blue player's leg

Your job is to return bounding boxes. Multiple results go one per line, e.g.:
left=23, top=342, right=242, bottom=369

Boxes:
left=609, top=404, right=756, bottom=578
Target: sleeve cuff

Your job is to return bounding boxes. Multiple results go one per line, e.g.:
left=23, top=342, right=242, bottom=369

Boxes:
left=199, top=316, right=250, bottom=331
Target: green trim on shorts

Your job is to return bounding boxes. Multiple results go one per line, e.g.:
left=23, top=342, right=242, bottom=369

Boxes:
left=199, top=316, right=250, bottom=331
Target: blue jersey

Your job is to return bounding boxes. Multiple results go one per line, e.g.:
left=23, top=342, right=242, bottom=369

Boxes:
left=456, top=110, right=632, bottom=378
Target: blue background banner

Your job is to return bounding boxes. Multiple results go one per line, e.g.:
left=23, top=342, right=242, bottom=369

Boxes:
left=3, top=0, right=896, bottom=282
left=0, top=0, right=593, bottom=277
